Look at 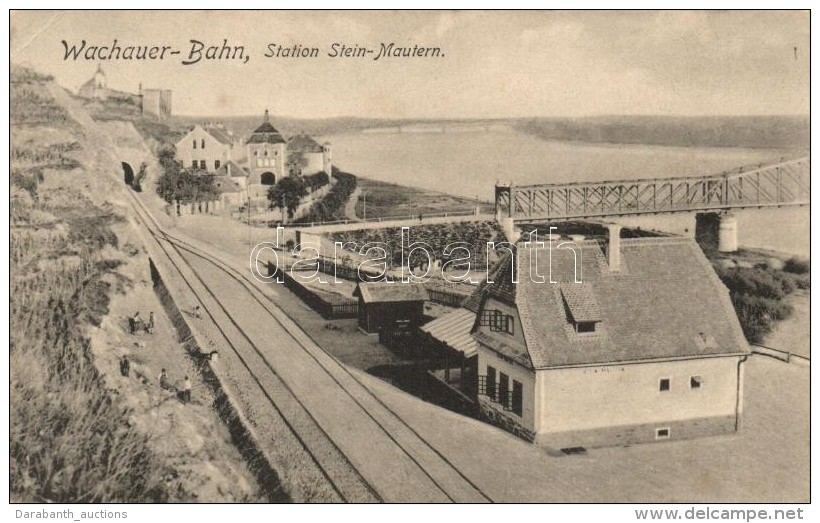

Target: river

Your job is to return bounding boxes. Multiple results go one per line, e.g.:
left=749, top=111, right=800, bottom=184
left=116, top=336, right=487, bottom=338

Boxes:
left=324, top=129, right=809, bottom=257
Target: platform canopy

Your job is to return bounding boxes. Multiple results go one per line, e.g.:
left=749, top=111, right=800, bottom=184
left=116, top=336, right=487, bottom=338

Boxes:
left=420, top=308, right=479, bottom=358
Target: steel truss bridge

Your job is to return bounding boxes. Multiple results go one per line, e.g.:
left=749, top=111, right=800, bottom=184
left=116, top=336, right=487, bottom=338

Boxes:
left=494, top=157, right=810, bottom=222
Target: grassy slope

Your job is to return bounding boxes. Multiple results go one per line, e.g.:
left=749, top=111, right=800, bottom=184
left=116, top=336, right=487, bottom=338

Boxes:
left=10, top=65, right=263, bottom=502
left=10, top=65, right=166, bottom=502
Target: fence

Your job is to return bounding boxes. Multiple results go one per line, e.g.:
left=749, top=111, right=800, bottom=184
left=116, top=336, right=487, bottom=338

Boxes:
left=750, top=343, right=810, bottom=365
left=425, top=286, right=471, bottom=308
left=281, top=208, right=481, bottom=228
left=268, top=261, right=358, bottom=319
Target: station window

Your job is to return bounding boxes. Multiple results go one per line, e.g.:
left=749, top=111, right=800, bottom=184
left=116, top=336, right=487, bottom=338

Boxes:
left=576, top=321, right=597, bottom=334
left=659, top=378, right=671, bottom=392
left=486, top=366, right=496, bottom=399
left=480, top=309, right=514, bottom=334
left=511, top=380, right=523, bottom=416
left=505, top=314, right=514, bottom=335
left=499, top=373, right=509, bottom=408
left=690, top=375, right=702, bottom=389
left=655, top=427, right=670, bottom=439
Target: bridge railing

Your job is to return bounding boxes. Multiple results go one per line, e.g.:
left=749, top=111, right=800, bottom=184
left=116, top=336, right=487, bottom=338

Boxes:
left=280, top=208, right=481, bottom=228
left=496, top=157, right=809, bottom=221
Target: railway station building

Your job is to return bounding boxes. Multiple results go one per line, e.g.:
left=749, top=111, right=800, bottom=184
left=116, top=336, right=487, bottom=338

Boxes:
left=426, top=224, right=750, bottom=449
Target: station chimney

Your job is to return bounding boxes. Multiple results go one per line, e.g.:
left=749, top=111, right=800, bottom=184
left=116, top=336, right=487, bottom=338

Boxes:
left=606, top=223, right=622, bottom=272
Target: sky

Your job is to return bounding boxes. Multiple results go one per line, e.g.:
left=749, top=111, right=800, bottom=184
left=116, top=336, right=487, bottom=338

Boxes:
left=10, top=10, right=810, bottom=119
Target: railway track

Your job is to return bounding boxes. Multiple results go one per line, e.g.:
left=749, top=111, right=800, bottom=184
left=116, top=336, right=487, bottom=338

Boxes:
left=126, top=194, right=379, bottom=502
left=125, top=190, right=493, bottom=503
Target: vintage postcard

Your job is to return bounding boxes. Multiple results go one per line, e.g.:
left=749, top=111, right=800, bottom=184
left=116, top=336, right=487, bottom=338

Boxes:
left=7, top=9, right=810, bottom=510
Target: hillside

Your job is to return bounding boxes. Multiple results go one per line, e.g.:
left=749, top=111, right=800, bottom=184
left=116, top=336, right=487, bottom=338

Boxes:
left=9, top=65, right=261, bottom=502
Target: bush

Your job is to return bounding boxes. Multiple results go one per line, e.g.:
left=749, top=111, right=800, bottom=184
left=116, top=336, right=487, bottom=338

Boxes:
left=268, top=176, right=308, bottom=220
left=792, top=273, right=810, bottom=290
left=783, top=257, right=810, bottom=274
left=303, top=171, right=330, bottom=192
left=293, top=169, right=357, bottom=224
left=712, top=261, right=801, bottom=344
left=730, top=293, right=793, bottom=344
left=10, top=65, right=54, bottom=84
left=10, top=168, right=43, bottom=197
left=11, top=86, right=71, bottom=124
left=714, top=265, right=788, bottom=300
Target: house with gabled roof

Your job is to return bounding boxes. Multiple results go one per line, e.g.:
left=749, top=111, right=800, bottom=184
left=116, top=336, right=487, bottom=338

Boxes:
left=463, top=223, right=749, bottom=449
left=175, top=123, right=237, bottom=173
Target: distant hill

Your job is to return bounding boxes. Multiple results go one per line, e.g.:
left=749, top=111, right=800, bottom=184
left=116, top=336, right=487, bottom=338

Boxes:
left=175, top=114, right=809, bottom=151
left=512, top=115, right=809, bottom=150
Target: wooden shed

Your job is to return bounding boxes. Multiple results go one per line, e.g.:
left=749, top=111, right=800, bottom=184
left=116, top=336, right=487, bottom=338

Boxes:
left=354, top=282, right=428, bottom=334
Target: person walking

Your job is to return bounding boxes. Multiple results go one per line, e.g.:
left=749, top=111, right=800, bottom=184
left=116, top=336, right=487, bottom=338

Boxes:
left=158, top=368, right=170, bottom=390
left=192, top=305, right=202, bottom=319
left=131, top=311, right=142, bottom=334
left=119, top=355, right=130, bottom=377
left=181, top=376, right=192, bottom=403
left=146, top=312, right=155, bottom=334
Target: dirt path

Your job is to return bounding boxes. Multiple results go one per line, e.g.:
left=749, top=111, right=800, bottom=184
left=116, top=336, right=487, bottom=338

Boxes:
left=344, top=186, right=361, bottom=221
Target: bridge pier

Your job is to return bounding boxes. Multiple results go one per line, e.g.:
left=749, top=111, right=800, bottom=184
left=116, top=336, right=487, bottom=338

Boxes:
left=696, top=212, right=738, bottom=253
left=499, top=215, right=521, bottom=243
left=717, top=213, right=739, bottom=252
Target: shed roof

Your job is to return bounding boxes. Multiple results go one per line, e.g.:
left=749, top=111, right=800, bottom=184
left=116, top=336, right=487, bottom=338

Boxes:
left=355, top=283, right=428, bottom=304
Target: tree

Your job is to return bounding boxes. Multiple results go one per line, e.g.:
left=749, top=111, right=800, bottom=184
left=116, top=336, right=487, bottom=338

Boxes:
left=303, top=171, right=329, bottom=191
left=267, top=176, right=307, bottom=221
left=155, top=147, right=182, bottom=203
left=155, top=146, right=218, bottom=205
left=286, top=151, right=308, bottom=176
